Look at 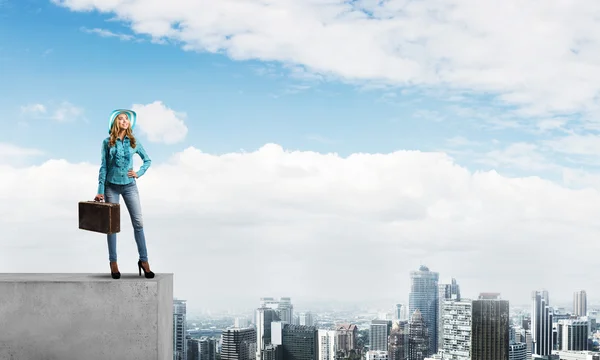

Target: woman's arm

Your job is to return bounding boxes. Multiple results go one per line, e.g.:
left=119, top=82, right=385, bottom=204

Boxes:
left=97, top=138, right=108, bottom=194
left=135, top=142, right=152, bottom=178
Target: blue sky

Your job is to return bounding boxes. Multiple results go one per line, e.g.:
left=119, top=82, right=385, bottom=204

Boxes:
left=0, top=0, right=545, bottom=169
left=3, top=0, right=600, bottom=310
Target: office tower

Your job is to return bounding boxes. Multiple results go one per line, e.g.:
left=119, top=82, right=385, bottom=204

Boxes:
left=221, top=327, right=257, bottom=360
left=532, top=290, right=553, bottom=357
left=389, top=320, right=408, bottom=360
left=409, top=265, right=439, bottom=356
left=508, top=343, right=527, bottom=360
left=574, top=291, right=587, bottom=317
left=281, top=324, right=318, bottom=360
left=471, top=293, right=509, bottom=360
left=557, top=319, right=588, bottom=351
left=188, top=337, right=217, bottom=360
left=173, top=299, right=187, bottom=360
left=515, top=329, right=532, bottom=360
left=438, top=279, right=461, bottom=351
left=188, top=338, right=201, bottom=360
left=263, top=344, right=283, bottom=360
left=336, top=324, right=358, bottom=356
left=408, top=309, right=430, bottom=360
left=278, top=297, right=294, bottom=323
left=318, top=329, right=338, bottom=360
left=299, top=312, right=314, bottom=327
left=371, top=319, right=392, bottom=351
left=256, top=307, right=281, bottom=360
left=260, top=297, right=294, bottom=324
left=395, top=304, right=403, bottom=321
left=440, top=299, right=472, bottom=360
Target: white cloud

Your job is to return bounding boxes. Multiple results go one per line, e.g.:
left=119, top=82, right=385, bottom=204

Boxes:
left=0, top=143, right=44, bottom=165
left=131, top=101, right=188, bottom=144
left=1, top=143, right=599, bottom=311
left=80, top=26, right=137, bottom=41
left=20, top=101, right=84, bottom=122
left=51, top=101, right=84, bottom=122
left=51, top=0, right=600, bottom=119
left=21, top=103, right=46, bottom=115
left=544, top=134, right=600, bottom=156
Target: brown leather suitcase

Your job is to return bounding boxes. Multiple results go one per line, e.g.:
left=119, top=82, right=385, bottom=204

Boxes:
left=78, top=201, right=120, bottom=234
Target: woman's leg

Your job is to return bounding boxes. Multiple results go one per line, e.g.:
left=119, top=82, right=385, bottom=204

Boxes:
left=104, top=183, right=120, bottom=262
left=121, top=181, right=148, bottom=262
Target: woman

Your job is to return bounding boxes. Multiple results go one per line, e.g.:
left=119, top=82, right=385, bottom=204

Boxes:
left=95, top=109, right=155, bottom=279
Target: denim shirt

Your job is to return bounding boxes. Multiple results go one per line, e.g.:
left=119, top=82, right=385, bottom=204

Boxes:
left=97, top=136, right=151, bottom=194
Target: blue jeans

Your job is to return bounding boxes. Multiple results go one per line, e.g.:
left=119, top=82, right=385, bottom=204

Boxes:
left=104, top=181, right=149, bottom=263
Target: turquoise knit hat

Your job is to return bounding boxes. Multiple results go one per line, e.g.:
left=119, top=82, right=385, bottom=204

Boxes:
left=108, top=109, right=137, bottom=133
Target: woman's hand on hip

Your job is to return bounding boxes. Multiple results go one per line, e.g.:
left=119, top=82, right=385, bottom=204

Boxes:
left=128, top=170, right=138, bottom=178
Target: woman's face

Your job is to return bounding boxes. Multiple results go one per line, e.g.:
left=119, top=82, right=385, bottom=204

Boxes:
left=116, top=113, right=130, bottom=130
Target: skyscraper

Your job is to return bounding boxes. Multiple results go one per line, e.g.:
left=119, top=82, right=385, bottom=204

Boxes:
left=259, top=297, right=294, bottom=324
left=389, top=320, right=408, bottom=360
left=438, top=278, right=461, bottom=351
left=256, top=307, right=281, bottom=360
left=471, top=293, right=509, bottom=360
left=281, top=324, right=318, bottom=360
left=395, top=304, right=403, bottom=321
left=318, top=329, right=337, bottom=360
left=531, top=290, right=553, bottom=357
left=440, top=298, right=472, bottom=360
left=221, top=327, right=257, bottom=360
left=299, top=312, right=314, bottom=326
left=188, top=337, right=217, bottom=360
left=370, top=320, right=392, bottom=351
left=336, top=324, right=358, bottom=356
left=557, top=319, right=588, bottom=351
left=508, top=343, right=527, bottom=360
left=409, top=265, right=439, bottom=356
left=574, top=290, right=587, bottom=317
left=173, top=299, right=187, bottom=360
left=408, top=310, right=429, bottom=360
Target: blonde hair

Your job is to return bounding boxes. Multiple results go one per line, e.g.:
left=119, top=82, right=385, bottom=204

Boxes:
left=108, top=112, right=137, bottom=148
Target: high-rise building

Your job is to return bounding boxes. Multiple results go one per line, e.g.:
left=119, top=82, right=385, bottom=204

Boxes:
left=256, top=307, right=281, bottom=360
left=440, top=299, right=472, bottom=360
left=299, top=312, right=314, bottom=327
left=409, top=265, right=439, bottom=356
left=438, top=279, right=461, bottom=351
left=260, top=297, right=294, bottom=324
left=395, top=304, right=403, bottom=321
left=263, top=344, right=283, bottom=360
left=221, top=327, right=257, bottom=360
left=188, top=337, right=217, bottom=360
left=408, top=309, right=430, bottom=360
left=557, top=319, right=589, bottom=351
left=336, top=324, right=358, bottom=356
left=471, top=293, right=509, bottom=360
left=389, top=320, right=408, bottom=360
left=280, top=324, right=318, bottom=360
left=532, top=290, right=553, bottom=357
left=278, top=297, right=294, bottom=323
left=173, top=299, right=187, bottom=360
left=508, top=343, right=527, bottom=360
left=318, top=329, right=337, bottom=360
left=371, top=320, right=392, bottom=351
left=515, top=328, right=532, bottom=360
left=574, top=291, right=587, bottom=317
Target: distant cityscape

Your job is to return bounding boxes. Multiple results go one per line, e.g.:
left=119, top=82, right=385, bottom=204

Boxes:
left=173, top=265, right=600, bottom=360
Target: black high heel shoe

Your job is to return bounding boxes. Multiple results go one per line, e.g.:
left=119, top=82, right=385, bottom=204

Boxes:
left=110, top=262, right=121, bottom=279
left=138, top=260, right=155, bottom=279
